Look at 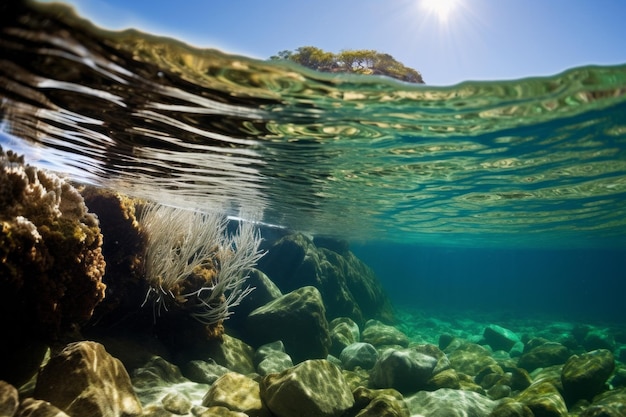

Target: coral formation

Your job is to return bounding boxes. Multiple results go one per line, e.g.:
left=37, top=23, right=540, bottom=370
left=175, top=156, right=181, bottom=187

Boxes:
left=138, top=202, right=264, bottom=339
left=0, top=147, right=106, bottom=383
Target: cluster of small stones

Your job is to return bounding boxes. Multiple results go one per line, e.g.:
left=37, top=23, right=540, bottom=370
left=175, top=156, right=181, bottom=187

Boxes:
left=1, top=309, right=624, bottom=417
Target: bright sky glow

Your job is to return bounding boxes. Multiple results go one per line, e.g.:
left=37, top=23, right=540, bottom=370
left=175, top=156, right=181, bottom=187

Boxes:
left=420, top=0, right=461, bottom=23
left=41, top=0, right=626, bottom=86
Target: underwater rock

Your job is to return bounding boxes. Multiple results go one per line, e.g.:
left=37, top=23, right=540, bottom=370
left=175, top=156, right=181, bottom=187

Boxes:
left=361, top=320, right=409, bottom=348
left=260, top=359, right=354, bottom=417
left=340, top=342, right=379, bottom=371
left=132, top=356, right=208, bottom=410
left=15, top=398, right=71, bottom=417
left=488, top=399, right=534, bottom=417
left=509, top=367, right=533, bottom=391
left=246, top=286, right=331, bottom=363
left=578, top=387, right=626, bottom=417
left=426, top=368, right=461, bottom=390
left=0, top=380, right=18, bottom=416
left=583, top=329, right=616, bottom=352
left=561, top=349, right=615, bottom=403
left=517, top=342, right=570, bottom=372
left=34, top=341, right=142, bottom=417
left=202, top=372, right=270, bottom=417
left=446, top=342, right=498, bottom=376
left=484, top=324, right=521, bottom=353
left=254, top=341, right=294, bottom=376
left=329, top=317, right=361, bottom=356
left=195, top=406, right=249, bottom=417
left=370, top=347, right=438, bottom=394
left=161, top=391, right=192, bottom=415
left=0, top=149, right=106, bottom=383
left=516, top=379, right=568, bottom=417
left=198, top=334, right=255, bottom=375
left=257, top=233, right=394, bottom=325
left=351, top=386, right=410, bottom=417
left=80, top=187, right=145, bottom=327
left=229, top=268, right=282, bottom=328
left=182, top=359, right=230, bottom=385
left=404, top=388, right=497, bottom=417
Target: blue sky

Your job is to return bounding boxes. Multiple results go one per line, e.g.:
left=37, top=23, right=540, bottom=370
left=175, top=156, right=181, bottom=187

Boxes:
left=51, top=0, right=626, bottom=85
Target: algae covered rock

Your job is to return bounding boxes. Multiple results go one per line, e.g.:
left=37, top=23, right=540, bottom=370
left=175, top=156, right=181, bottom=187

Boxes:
left=246, top=286, right=331, bottom=363
left=516, top=379, right=568, bottom=417
left=405, top=388, right=498, bottom=417
left=370, top=347, right=438, bottom=394
left=362, top=320, right=409, bottom=348
left=260, top=359, right=354, bottom=417
left=15, top=398, right=71, bottom=417
left=340, top=342, right=379, bottom=371
left=257, top=233, right=394, bottom=324
left=35, top=341, right=142, bottom=417
left=351, top=386, right=410, bottom=417
left=561, top=348, right=615, bottom=403
left=329, top=317, right=361, bottom=356
left=446, top=342, right=498, bottom=376
left=254, top=341, right=293, bottom=376
left=0, top=380, right=18, bottom=417
left=517, top=342, right=570, bottom=372
left=202, top=372, right=270, bottom=417
left=484, top=324, right=521, bottom=352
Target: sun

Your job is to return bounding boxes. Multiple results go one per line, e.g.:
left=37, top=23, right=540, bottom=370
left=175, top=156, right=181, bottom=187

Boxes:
left=420, top=0, right=461, bottom=23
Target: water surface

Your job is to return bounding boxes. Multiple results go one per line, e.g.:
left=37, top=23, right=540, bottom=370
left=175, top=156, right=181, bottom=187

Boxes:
left=1, top=1, right=626, bottom=249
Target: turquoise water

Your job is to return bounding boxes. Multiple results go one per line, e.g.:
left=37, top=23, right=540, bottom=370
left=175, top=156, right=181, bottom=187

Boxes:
left=1, top=1, right=626, bottom=323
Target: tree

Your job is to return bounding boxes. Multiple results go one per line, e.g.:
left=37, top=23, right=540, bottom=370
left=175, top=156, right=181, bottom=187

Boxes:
left=270, top=46, right=424, bottom=84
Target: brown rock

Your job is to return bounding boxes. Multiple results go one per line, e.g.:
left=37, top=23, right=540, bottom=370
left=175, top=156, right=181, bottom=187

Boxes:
left=34, top=341, right=142, bottom=417
left=15, top=398, right=71, bottom=417
left=561, top=349, right=615, bottom=403
left=0, top=380, right=19, bottom=416
left=260, top=359, right=354, bottom=417
left=202, top=372, right=270, bottom=417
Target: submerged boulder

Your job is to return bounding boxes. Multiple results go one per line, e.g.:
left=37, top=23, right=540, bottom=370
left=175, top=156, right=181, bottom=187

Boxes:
left=34, top=341, right=142, bottom=417
left=246, top=286, right=331, bottom=363
left=260, top=359, right=354, bottom=417
left=405, top=388, right=498, bottom=417
left=370, top=348, right=439, bottom=394
left=561, top=349, right=615, bottom=403
left=257, top=233, right=394, bottom=324
left=483, top=324, right=521, bottom=352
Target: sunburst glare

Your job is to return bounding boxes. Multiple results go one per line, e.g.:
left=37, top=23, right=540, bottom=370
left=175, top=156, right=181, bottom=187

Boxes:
left=421, top=0, right=461, bottom=23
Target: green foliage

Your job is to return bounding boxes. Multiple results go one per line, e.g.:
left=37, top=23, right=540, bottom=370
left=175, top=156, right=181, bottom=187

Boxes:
left=270, top=46, right=424, bottom=84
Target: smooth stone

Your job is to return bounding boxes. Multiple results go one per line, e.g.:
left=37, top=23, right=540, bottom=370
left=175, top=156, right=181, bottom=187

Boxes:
left=0, top=380, right=19, bottom=417
left=488, top=399, right=534, bottom=417
left=561, top=349, right=615, bottom=402
left=447, top=342, right=498, bottom=376
left=15, top=398, right=71, bottom=417
left=361, top=320, right=409, bottom=348
left=260, top=359, right=354, bottom=417
left=484, top=324, right=521, bottom=352
left=203, top=372, right=270, bottom=417
left=340, top=342, right=379, bottom=371
left=352, top=387, right=410, bottom=417
left=161, top=391, right=192, bottom=415
left=247, top=286, right=331, bottom=363
left=517, top=342, right=570, bottom=372
left=329, top=317, right=361, bottom=356
left=257, top=352, right=293, bottom=376
left=516, top=380, right=567, bottom=417
left=34, top=341, right=142, bottom=417
left=370, top=348, right=438, bottom=394
left=405, top=388, right=497, bottom=417
left=182, top=359, right=230, bottom=385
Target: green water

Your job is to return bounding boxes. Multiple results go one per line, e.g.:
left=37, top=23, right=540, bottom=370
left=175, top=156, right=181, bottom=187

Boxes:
left=1, top=1, right=626, bottom=248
